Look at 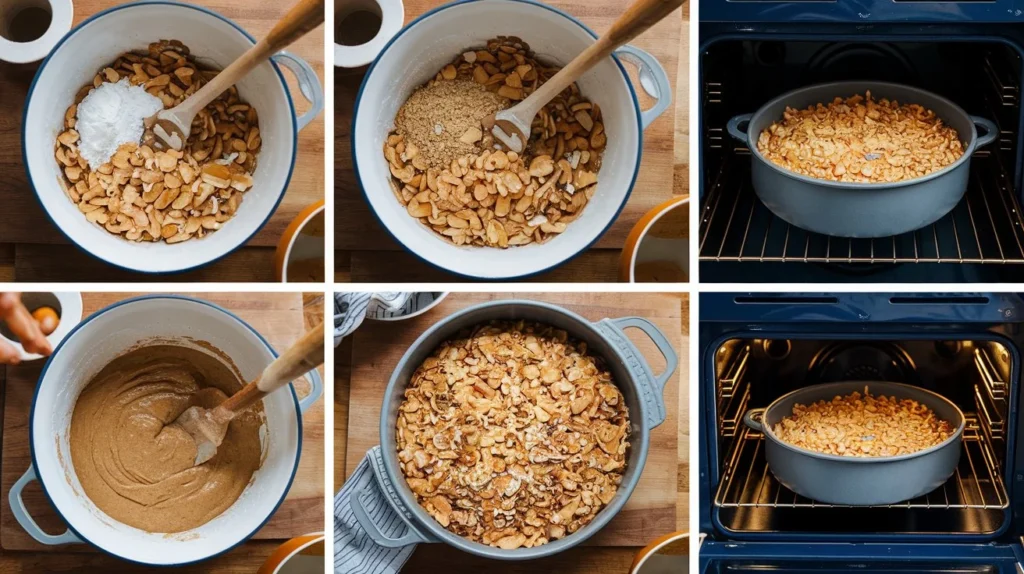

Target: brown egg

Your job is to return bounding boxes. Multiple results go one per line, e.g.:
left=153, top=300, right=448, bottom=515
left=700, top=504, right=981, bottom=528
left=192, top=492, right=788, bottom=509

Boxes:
left=32, top=306, right=60, bottom=336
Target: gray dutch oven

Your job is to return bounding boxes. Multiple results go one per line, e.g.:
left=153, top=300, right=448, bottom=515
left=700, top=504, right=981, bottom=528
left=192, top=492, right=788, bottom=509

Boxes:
left=744, top=381, right=965, bottom=506
left=726, top=81, right=1000, bottom=238
left=350, top=299, right=678, bottom=559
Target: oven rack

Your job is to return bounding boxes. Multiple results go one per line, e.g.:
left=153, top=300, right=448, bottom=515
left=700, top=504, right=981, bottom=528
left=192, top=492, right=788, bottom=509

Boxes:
left=717, top=345, right=751, bottom=438
left=698, top=155, right=1024, bottom=265
left=714, top=415, right=1009, bottom=511
left=976, top=346, right=1009, bottom=401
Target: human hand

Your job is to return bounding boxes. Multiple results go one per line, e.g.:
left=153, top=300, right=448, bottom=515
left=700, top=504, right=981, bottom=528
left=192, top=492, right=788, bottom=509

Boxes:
left=0, top=293, right=53, bottom=364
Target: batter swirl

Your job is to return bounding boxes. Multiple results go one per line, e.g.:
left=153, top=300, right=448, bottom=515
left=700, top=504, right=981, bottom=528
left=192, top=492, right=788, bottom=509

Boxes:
left=69, top=345, right=262, bottom=533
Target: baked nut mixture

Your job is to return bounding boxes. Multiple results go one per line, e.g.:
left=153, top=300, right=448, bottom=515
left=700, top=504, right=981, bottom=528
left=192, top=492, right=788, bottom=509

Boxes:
left=772, top=387, right=955, bottom=457
left=756, top=91, right=964, bottom=184
left=396, top=321, right=630, bottom=549
left=384, top=36, right=605, bottom=248
left=55, top=40, right=260, bottom=243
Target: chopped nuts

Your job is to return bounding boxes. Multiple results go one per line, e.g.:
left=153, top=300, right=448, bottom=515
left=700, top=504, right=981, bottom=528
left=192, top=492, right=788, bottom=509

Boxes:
left=772, top=386, right=955, bottom=457
left=757, top=91, right=964, bottom=184
left=397, top=321, right=629, bottom=549
left=385, top=36, right=605, bottom=248
left=55, top=39, right=260, bottom=243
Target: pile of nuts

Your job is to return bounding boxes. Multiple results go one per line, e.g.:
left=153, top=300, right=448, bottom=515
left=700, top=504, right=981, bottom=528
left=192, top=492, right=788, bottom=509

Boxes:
left=756, top=91, right=964, bottom=184
left=772, top=387, right=955, bottom=457
left=396, top=321, right=630, bottom=549
left=385, top=37, right=605, bottom=247
left=55, top=40, right=260, bottom=243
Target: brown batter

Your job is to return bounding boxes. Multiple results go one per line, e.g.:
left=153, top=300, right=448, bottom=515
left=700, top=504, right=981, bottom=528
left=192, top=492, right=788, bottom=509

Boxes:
left=69, top=345, right=263, bottom=533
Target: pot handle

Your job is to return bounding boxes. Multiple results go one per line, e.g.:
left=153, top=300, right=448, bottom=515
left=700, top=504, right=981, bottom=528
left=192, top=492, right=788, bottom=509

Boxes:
left=744, top=408, right=765, bottom=431
left=971, top=116, right=999, bottom=149
left=350, top=446, right=437, bottom=548
left=10, top=466, right=81, bottom=545
left=727, top=114, right=753, bottom=143
left=297, top=367, right=323, bottom=414
left=614, top=45, right=672, bottom=130
left=598, top=317, right=678, bottom=430
left=271, top=51, right=325, bottom=133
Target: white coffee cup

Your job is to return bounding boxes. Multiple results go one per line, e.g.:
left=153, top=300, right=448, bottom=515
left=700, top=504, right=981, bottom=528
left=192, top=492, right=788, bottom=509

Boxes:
left=335, top=0, right=404, bottom=68
left=0, top=0, right=72, bottom=64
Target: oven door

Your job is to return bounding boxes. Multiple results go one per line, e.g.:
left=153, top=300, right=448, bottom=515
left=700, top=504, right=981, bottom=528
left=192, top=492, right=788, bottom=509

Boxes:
left=700, top=541, right=1024, bottom=573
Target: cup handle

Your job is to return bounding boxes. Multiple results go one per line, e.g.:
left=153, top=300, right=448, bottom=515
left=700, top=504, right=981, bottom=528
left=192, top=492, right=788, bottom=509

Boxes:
left=297, top=367, right=323, bottom=414
left=10, top=466, right=81, bottom=545
left=271, top=51, right=325, bottom=132
left=744, top=408, right=765, bottom=431
left=727, top=113, right=753, bottom=143
left=598, top=317, right=679, bottom=430
left=614, top=45, right=672, bottom=130
left=971, top=116, right=999, bottom=149
left=350, top=446, right=436, bottom=547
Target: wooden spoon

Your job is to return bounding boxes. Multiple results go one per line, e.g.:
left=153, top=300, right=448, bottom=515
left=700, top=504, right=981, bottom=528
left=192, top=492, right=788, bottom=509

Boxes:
left=146, top=0, right=324, bottom=150
left=486, top=0, right=683, bottom=153
left=171, top=321, right=325, bottom=465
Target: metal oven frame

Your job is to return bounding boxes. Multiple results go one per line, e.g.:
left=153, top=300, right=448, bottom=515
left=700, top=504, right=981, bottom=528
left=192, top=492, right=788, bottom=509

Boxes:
left=699, top=2, right=1024, bottom=282
left=699, top=293, right=1024, bottom=571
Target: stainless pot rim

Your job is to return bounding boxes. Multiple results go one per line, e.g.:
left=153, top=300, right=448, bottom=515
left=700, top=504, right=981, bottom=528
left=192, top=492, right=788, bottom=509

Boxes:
left=754, top=380, right=967, bottom=464
left=741, top=80, right=983, bottom=191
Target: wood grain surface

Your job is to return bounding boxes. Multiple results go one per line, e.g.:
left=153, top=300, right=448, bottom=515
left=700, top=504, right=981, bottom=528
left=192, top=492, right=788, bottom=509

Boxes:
left=0, top=292, right=324, bottom=571
left=0, top=0, right=324, bottom=282
left=335, top=0, right=683, bottom=282
left=334, top=292, right=688, bottom=571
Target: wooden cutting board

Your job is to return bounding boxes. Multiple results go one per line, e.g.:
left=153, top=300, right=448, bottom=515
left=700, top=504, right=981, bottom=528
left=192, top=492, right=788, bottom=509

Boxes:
left=335, top=0, right=682, bottom=282
left=0, top=292, right=324, bottom=551
left=0, top=0, right=324, bottom=281
left=343, top=292, right=680, bottom=546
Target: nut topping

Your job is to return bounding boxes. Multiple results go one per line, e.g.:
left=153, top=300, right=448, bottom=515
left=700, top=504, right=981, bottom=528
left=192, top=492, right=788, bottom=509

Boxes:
left=396, top=321, right=630, bottom=549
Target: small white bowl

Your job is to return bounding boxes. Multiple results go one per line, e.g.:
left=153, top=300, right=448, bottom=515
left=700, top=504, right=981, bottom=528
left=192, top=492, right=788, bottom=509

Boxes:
left=367, top=292, right=449, bottom=321
left=0, top=292, right=82, bottom=362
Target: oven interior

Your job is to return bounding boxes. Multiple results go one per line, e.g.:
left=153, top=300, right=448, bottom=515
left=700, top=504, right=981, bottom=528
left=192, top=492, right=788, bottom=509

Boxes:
left=699, top=40, right=1024, bottom=268
left=712, top=336, right=1014, bottom=536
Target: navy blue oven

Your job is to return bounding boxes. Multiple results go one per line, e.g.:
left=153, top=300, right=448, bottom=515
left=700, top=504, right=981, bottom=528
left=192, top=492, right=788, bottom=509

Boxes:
left=699, top=1, right=1024, bottom=283
left=700, top=293, right=1024, bottom=571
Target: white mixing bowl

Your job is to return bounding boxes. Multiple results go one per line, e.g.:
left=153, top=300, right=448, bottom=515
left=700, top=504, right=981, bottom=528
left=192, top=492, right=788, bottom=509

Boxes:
left=9, top=295, right=323, bottom=566
left=353, top=0, right=671, bottom=279
left=23, top=1, right=323, bottom=274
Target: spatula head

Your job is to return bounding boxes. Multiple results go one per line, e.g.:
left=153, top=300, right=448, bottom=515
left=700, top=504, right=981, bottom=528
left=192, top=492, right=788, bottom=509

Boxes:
left=484, top=110, right=530, bottom=154
left=171, top=405, right=228, bottom=466
left=143, top=111, right=189, bottom=151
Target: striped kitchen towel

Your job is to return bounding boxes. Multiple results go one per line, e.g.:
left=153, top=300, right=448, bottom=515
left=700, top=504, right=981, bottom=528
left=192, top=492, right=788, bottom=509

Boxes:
left=334, top=292, right=447, bottom=345
left=333, top=292, right=410, bottom=345
left=334, top=447, right=416, bottom=574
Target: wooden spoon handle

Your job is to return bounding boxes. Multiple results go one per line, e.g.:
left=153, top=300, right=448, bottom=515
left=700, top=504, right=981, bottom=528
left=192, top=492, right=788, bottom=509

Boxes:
left=217, top=321, right=325, bottom=416
left=177, top=0, right=325, bottom=117
left=515, top=0, right=682, bottom=119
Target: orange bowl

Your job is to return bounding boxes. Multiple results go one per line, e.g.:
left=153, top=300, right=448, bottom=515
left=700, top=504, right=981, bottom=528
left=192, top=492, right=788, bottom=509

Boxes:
left=258, top=532, right=324, bottom=574
left=620, top=196, right=689, bottom=283
left=274, top=200, right=326, bottom=282
left=631, top=531, right=689, bottom=574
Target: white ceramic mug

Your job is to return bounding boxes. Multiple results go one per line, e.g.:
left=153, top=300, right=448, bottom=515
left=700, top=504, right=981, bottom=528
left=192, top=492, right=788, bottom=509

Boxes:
left=334, top=0, right=404, bottom=68
left=353, top=0, right=671, bottom=279
left=9, top=295, right=323, bottom=566
left=23, top=1, right=324, bottom=274
left=0, top=0, right=72, bottom=64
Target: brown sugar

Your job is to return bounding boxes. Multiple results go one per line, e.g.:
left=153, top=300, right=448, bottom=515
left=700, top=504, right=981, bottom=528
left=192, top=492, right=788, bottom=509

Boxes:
left=393, top=78, right=508, bottom=169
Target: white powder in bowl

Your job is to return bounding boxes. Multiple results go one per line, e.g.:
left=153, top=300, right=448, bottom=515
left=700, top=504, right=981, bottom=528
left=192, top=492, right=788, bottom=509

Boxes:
left=76, top=79, right=163, bottom=169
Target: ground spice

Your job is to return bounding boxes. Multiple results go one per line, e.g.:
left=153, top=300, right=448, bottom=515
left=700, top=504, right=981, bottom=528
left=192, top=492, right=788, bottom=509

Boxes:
left=393, top=78, right=508, bottom=169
